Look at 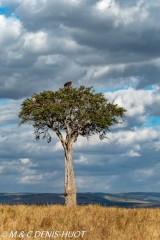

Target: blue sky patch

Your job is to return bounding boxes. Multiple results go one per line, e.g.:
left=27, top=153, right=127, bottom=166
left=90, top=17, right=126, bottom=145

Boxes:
left=0, top=98, right=10, bottom=105
left=99, top=84, right=155, bottom=93
left=143, top=116, right=160, bottom=128
left=0, top=123, right=17, bottom=128
left=96, top=86, right=128, bottom=93
left=0, top=6, right=20, bottom=19
left=0, top=7, right=6, bottom=14
left=143, top=85, right=154, bottom=90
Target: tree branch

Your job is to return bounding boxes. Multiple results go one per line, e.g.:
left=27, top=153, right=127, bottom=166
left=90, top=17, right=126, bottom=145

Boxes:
left=52, top=127, right=65, bottom=149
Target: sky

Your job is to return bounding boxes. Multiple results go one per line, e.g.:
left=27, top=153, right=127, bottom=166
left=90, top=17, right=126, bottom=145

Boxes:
left=0, top=0, right=160, bottom=193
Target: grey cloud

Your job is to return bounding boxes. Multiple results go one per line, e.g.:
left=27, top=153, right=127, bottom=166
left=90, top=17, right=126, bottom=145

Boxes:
left=0, top=118, right=160, bottom=192
left=114, top=0, right=141, bottom=8
left=0, top=125, right=65, bottom=192
left=105, top=87, right=160, bottom=129
left=0, top=0, right=160, bottom=193
left=0, top=0, right=160, bottom=99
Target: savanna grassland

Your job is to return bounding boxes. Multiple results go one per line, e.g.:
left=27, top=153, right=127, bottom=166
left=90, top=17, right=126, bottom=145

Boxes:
left=0, top=204, right=160, bottom=240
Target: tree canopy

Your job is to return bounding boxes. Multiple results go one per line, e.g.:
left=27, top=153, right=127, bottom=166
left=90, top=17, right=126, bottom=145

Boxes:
left=19, top=85, right=126, bottom=145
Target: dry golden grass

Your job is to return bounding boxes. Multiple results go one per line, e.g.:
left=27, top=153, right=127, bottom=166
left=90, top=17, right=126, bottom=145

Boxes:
left=0, top=204, right=160, bottom=239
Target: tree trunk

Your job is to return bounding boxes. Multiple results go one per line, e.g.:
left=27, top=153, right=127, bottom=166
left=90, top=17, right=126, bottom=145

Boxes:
left=64, top=143, right=76, bottom=206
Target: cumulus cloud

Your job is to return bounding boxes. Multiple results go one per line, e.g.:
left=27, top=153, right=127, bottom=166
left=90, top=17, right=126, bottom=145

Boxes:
left=0, top=15, right=21, bottom=45
left=0, top=0, right=160, bottom=98
left=105, top=87, right=160, bottom=128
left=0, top=106, right=160, bottom=192
left=0, top=0, right=160, bottom=193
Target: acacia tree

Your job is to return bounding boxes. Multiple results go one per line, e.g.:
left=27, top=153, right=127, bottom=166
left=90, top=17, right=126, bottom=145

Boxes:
left=18, top=85, right=126, bottom=206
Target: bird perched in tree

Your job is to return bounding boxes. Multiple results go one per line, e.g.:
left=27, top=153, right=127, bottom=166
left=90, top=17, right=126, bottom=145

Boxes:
left=64, top=81, right=72, bottom=87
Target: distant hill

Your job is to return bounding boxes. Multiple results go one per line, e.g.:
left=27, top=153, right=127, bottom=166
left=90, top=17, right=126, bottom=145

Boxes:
left=0, top=192, right=160, bottom=208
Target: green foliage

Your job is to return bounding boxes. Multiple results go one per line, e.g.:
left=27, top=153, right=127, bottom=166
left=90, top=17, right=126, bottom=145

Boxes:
left=18, top=85, right=126, bottom=143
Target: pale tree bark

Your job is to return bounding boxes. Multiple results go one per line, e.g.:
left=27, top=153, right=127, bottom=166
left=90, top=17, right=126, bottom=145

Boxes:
left=64, top=142, right=76, bottom=206
left=54, top=126, right=77, bottom=206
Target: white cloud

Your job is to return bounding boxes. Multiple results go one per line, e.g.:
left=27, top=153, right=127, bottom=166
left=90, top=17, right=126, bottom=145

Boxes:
left=96, top=0, right=114, bottom=11
left=105, top=87, right=160, bottom=128
left=20, top=158, right=30, bottom=164
left=96, top=0, right=148, bottom=26
left=125, top=150, right=141, bottom=157
left=0, top=0, right=160, bottom=193
left=0, top=99, right=21, bottom=125
left=54, top=141, right=63, bottom=151
left=18, top=174, right=43, bottom=184
left=112, top=128, right=159, bottom=146
left=74, top=155, right=88, bottom=164
left=23, top=31, right=49, bottom=53
left=0, top=15, right=22, bottom=46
